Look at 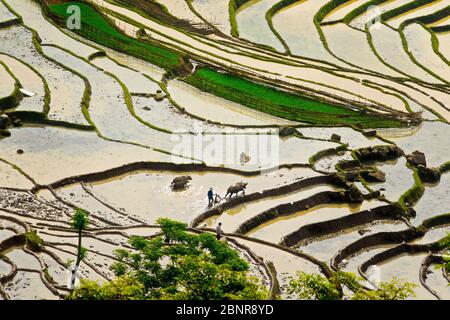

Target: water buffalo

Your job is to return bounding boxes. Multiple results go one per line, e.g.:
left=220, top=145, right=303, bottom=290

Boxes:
left=225, top=182, right=248, bottom=198
left=171, top=176, right=192, bottom=190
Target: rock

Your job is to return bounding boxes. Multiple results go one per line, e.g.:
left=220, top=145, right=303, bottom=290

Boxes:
left=362, top=130, right=377, bottom=137
left=0, top=129, right=11, bottom=137
left=337, top=159, right=361, bottom=171
left=330, top=134, right=341, bottom=142
left=361, top=169, right=386, bottom=183
left=278, top=126, right=300, bottom=137
left=417, top=165, right=441, bottom=183
left=12, top=118, right=22, bottom=127
left=370, top=190, right=382, bottom=198
left=142, top=106, right=151, bottom=111
left=17, top=149, right=24, bottom=154
left=0, top=115, right=10, bottom=129
left=346, top=185, right=364, bottom=202
left=154, top=91, right=165, bottom=102
left=240, top=152, right=251, bottom=164
left=354, top=145, right=404, bottom=162
left=171, top=176, right=192, bottom=190
left=358, top=229, right=371, bottom=236
left=406, top=151, right=426, bottom=167
left=343, top=171, right=358, bottom=181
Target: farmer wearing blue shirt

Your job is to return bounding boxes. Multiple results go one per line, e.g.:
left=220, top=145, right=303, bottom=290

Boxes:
left=208, top=187, right=214, bottom=205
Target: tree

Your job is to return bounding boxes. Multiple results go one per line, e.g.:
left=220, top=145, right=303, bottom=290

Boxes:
left=70, top=208, right=89, bottom=289
left=67, top=218, right=267, bottom=300
left=352, top=277, right=417, bottom=300
left=288, top=271, right=416, bottom=300
left=68, top=276, right=144, bottom=300
left=287, top=272, right=341, bottom=300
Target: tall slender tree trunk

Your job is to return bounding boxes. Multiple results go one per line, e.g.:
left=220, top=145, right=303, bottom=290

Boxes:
left=71, top=229, right=82, bottom=288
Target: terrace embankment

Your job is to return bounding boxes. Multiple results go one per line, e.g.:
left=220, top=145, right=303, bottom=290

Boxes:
left=332, top=213, right=450, bottom=268
left=192, top=174, right=340, bottom=227
left=280, top=204, right=408, bottom=247
left=234, top=189, right=372, bottom=235
left=34, top=161, right=312, bottom=192
left=45, top=1, right=415, bottom=128
left=359, top=235, right=450, bottom=274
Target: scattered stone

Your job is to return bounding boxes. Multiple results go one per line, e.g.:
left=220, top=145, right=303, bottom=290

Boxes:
left=142, top=106, right=151, bottom=111
left=154, top=91, right=165, bottom=102
left=417, top=165, right=441, bottom=183
left=171, top=176, right=192, bottom=191
left=0, top=115, right=10, bottom=129
left=12, top=118, right=22, bottom=127
left=354, top=145, right=404, bottom=162
left=278, top=126, right=300, bottom=137
left=17, top=149, right=24, bottom=154
left=346, top=184, right=364, bottom=202
left=0, top=129, right=11, bottom=137
left=358, top=229, right=371, bottom=236
left=362, top=130, right=377, bottom=137
left=361, top=169, right=386, bottom=183
left=370, top=190, right=382, bottom=198
left=240, top=152, right=251, bottom=164
left=330, top=133, right=341, bottom=142
left=406, top=151, right=426, bottom=167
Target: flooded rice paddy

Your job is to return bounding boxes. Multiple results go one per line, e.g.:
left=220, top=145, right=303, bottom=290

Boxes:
left=0, top=0, right=449, bottom=300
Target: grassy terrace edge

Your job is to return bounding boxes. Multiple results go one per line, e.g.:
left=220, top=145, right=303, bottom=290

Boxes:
left=47, top=1, right=407, bottom=128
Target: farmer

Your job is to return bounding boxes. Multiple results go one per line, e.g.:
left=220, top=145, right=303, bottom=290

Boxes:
left=208, top=187, right=214, bottom=205
left=216, top=222, right=223, bottom=240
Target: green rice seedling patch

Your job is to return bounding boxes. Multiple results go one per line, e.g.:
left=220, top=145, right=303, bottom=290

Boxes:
left=184, top=67, right=406, bottom=128
left=48, top=1, right=180, bottom=69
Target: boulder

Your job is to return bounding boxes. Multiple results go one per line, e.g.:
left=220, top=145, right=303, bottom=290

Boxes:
left=358, top=229, right=371, bottom=236
left=278, top=126, right=300, bottom=137
left=12, top=118, right=22, bottom=127
left=417, top=165, right=441, bottom=183
left=362, top=130, right=377, bottom=137
left=0, top=115, right=10, bottom=129
left=171, top=176, right=192, bottom=190
left=361, top=169, right=386, bottom=183
left=406, top=151, right=426, bottom=167
left=0, top=129, right=11, bottom=137
left=240, top=152, right=251, bottom=164
left=354, top=145, right=404, bottom=162
left=330, top=134, right=341, bottom=142
left=336, top=159, right=361, bottom=171
left=154, top=90, right=166, bottom=102
left=345, top=184, right=364, bottom=203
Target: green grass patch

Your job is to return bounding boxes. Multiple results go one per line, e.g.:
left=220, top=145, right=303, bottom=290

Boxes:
left=48, top=1, right=180, bottom=69
left=184, top=68, right=406, bottom=128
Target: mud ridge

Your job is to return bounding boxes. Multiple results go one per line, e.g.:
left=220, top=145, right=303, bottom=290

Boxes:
left=33, top=162, right=311, bottom=192
left=332, top=213, right=450, bottom=268
left=192, top=175, right=336, bottom=227
left=281, top=204, right=405, bottom=247
left=235, top=191, right=354, bottom=235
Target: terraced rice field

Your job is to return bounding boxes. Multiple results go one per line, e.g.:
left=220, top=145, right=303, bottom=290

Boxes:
left=0, top=0, right=449, bottom=300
